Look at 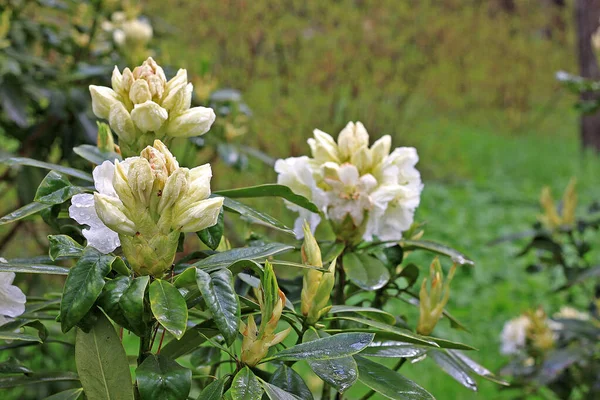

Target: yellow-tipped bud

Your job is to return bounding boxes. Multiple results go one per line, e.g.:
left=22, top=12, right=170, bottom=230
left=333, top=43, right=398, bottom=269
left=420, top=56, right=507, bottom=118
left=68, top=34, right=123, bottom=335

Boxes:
left=417, top=257, right=457, bottom=336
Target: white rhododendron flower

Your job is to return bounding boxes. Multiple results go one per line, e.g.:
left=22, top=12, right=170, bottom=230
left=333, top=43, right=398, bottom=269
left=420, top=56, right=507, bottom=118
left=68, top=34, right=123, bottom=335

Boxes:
left=69, top=140, right=223, bottom=276
left=500, top=315, right=531, bottom=355
left=275, top=121, right=423, bottom=241
left=89, top=57, right=216, bottom=156
left=0, top=258, right=26, bottom=326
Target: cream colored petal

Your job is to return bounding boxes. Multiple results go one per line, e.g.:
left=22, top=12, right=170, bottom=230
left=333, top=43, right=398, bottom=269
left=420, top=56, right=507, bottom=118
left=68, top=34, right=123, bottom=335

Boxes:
left=130, top=101, right=168, bottom=133
left=89, top=85, right=120, bottom=120
left=176, top=197, right=224, bottom=232
left=166, top=106, right=215, bottom=137
left=108, top=102, right=137, bottom=142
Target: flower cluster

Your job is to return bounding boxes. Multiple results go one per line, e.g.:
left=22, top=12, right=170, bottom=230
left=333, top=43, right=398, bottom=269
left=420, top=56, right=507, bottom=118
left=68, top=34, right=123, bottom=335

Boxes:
left=500, top=308, right=564, bottom=356
left=90, top=57, right=216, bottom=156
left=102, top=12, right=153, bottom=50
left=69, top=140, right=223, bottom=276
left=275, top=121, right=422, bottom=243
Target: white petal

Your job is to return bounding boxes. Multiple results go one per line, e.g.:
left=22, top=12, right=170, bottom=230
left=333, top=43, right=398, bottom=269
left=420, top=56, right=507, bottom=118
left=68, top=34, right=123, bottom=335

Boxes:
left=130, top=101, right=168, bottom=132
left=69, top=194, right=120, bottom=254
left=337, top=164, right=360, bottom=187
left=0, top=273, right=26, bottom=318
left=93, top=160, right=118, bottom=197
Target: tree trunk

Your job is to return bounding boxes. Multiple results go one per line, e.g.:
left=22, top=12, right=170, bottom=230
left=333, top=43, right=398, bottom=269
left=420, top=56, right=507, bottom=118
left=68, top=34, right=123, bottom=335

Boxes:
left=575, top=0, right=600, bottom=151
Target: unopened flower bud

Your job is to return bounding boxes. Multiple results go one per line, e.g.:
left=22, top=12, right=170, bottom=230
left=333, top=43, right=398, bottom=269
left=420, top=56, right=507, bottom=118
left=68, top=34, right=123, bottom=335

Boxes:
left=129, top=79, right=152, bottom=104
left=301, top=221, right=322, bottom=268
left=337, top=121, right=369, bottom=161
left=97, top=122, right=115, bottom=153
left=167, top=107, right=216, bottom=138
left=157, top=168, right=189, bottom=215
left=172, top=197, right=224, bottom=233
left=417, top=258, right=457, bottom=336
left=90, top=85, right=121, bottom=120
left=127, top=158, right=154, bottom=207
left=308, top=129, right=340, bottom=164
left=93, top=193, right=136, bottom=236
left=109, top=102, right=137, bottom=143
left=130, top=101, right=168, bottom=133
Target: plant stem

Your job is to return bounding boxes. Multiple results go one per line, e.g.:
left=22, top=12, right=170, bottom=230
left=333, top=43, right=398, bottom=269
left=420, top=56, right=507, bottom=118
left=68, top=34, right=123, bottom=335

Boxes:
left=359, top=358, right=407, bottom=400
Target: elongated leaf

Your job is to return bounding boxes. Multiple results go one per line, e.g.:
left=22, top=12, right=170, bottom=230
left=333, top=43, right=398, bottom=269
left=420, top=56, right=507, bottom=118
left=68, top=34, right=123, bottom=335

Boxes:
left=400, top=240, right=474, bottom=266
left=427, top=337, right=477, bottom=351
left=329, top=305, right=395, bottom=325
left=196, top=269, right=240, bottom=346
left=270, top=332, right=373, bottom=361
left=136, top=354, right=191, bottom=400
left=0, top=372, right=79, bottom=389
left=215, top=184, right=319, bottom=213
left=355, top=356, right=434, bottom=399
left=0, top=319, right=47, bottom=342
left=0, top=357, right=32, bottom=374
left=48, top=235, right=84, bottom=260
left=220, top=197, right=293, bottom=234
left=97, top=276, right=132, bottom=329
left=342, top=252, right=389, bottom=290
left=361, top=341, right=428, bottom=358
left=321, top=242, right=346, bottom=263
left=428, top=350, right=477, bottom=391
left=447, top=350, right=509, bottom=386
left=230, top=367, right=262, bottom=400
left=197, top=377, right=227, bottom=400
left=73, top=145, right=121, bottom=165
left=4, top=157, right=93, bottom=182
left=75, top=312, right=134, bottom=400
left=34, top=171, right=85, bottom=205
left=330, top=316, right=438, bottom=347
left=60, top=248, right=115, bottom=332
left=119, top=276, right=150, bottom=336
left=192, top=243, right=294, bottom=271
left=557, top=265, right=600, bottom=291
left=303, top=330, right=357, bottom=393
left=0, top=202, right=51, bottom=225
left=270, top=365, right=313, bottom=400
left=0, top=262, right=69, bottom=275
left=160, top=321, right=220, bottom=359
left=0, top=332, right=41, bottom=342
left=43, top=388, right=84, bottom=400
left=150, top=280, right=188, bottom=340
left=262, top=381, right=302, bottom=400
left=197, top=209, right=224, bottom=250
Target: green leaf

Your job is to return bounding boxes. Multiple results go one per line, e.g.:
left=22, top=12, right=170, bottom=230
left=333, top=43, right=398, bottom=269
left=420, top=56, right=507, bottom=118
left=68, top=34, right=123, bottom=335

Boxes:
left=270, top=332, right=374, bottom=361
left=556, top=265, right=600, bottom=291
left=192, top=243, right=294, bottom=271
left=329, top=316, right=438, bottom=347
left=60, top=248, right=115, bottom=332
left=342, top=252, right=389, bottom=290
left=34, top=171, right=86, bottom=205
left=230, top=367, right=262, bottom=400
left=75, top=311, right=134, bottom=400
left=0, top=357, right=32, bottom=374
left=329, top=305, right=396, bottom=325
left=428, top=350, right=477, bottom=391
left=262, top=381, right=302, bottom=400
left=160, top=321, right=220, bottom=359
left=215, top=184, right=319, bottom=213
left=4, top=157, right=93, bottom=182
left=195, top=269, right=240, bottom=346
left=197, top=209, right=224, bottom=250
left=190, top=346, right=221, bottom=368
left=197, top=377, right=227, bottom=400
left=119, top=276, right=150, bottom=336
left=0, top=372, right=79, bottom=389
left=0, top=332, right=42, bottom=342
left=360, top=340, right=428, bottom=358
left=355, top=356, right=434, bottom=399
left=0, top=202, right=51, bottom=225
left=447, top=350, right=509, bottom=386
left=43, top=388, right=84, bottom=400
left=270, top=365, right=313, bottom=400
left=0, top=319, right=47, bottom=342
left=97, top=276, right=132, bottom=329
left=427, top=337, right=477, bottom=351
left=321, top=242, right=346, bottom=264
left=400, top=240, right=474, bottom=266
left=73, top=145, right=121, bottom=165
left=136, top=354, right=191, bottom=400
left=150, top=280, right=188, bottom=340
left=0, top=261, right=69, bottom=275
left=220, top=197, right=294, bottom=235
left=48, top=235, right=84, bottom=260
left=303, top=330, right=357, bottom=393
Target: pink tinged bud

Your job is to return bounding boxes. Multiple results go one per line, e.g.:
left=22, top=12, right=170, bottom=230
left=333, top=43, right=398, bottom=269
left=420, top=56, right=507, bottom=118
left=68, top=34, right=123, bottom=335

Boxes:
left=129, top=79, right=152, bottom=104
left=130, top=101, right=168, bottom=133
left=151, top=140, right=179, bottom=174
left=167, top=107, right=216, bottom=138
left=93, top=193, right=136, bottom=236
left=89, top=85, right=120, bottom=120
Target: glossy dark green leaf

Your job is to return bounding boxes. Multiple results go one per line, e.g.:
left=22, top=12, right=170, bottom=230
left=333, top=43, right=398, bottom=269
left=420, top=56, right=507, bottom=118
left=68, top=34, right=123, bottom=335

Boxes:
left=149, top=280, right=188, bottom=340
left=220, top=197, right=294, bottom=234
left=197, top=377, right=227, bottom=400
left=355, top=356, right=434, bottom=399
left=427, top=337, right=477, bottom=351
left=190, top=346, right=221, bottom=368
left=270, top=332, right=374, bottom=361
left=447, top=350, right=509, bottom=386
left=160, top=321, right=220, bottom=359
left=73, top=145, right=121, bottom=165
left=0, top=202, right=51, bottom=225
left=215, top=184, right=319, bottom=213
left=195, top=269, right=240, bottom=346
left=303, top=330, right=357, bottom=393
left=0, top=357, right=32, bottom=374
left=4, top=157, right=93, bottom=182
left=0, top=372, right=79, bottom=389
left=136, top=354, right=191, bottom=400
left=342, top=252, right=389, bottom=290
left=361, top=341, right=428, bottom=358
left=75, top=312, right=134, bottom=400
left=97, top=276, right=132, bottom=328
left=329, top=305, right=395, bottom=325
left=34, top=171, right=85, bottom=205
left=428, top=350, right=477, bottom=391
left=262, top=381, right=302, bottom=400
left=197, top=209, right=224, bottom=250
left=60, top=248, right=114, bottom=332
left=48, top=235, right=84, bottom=260
left=321, top=242, right=346, bottom=263
left=400, top=240, right=474, bottom=266
left=230, top=367, right=262, bottom=400
left=119, top=276, right=150, bottom=336
left=270, top=365, right=313, bottom=400
left=192, top=243, right=294, bottom=271
left=43, top=388, right=84, bottom=400
left=0, top=261, right=69, bottom=275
